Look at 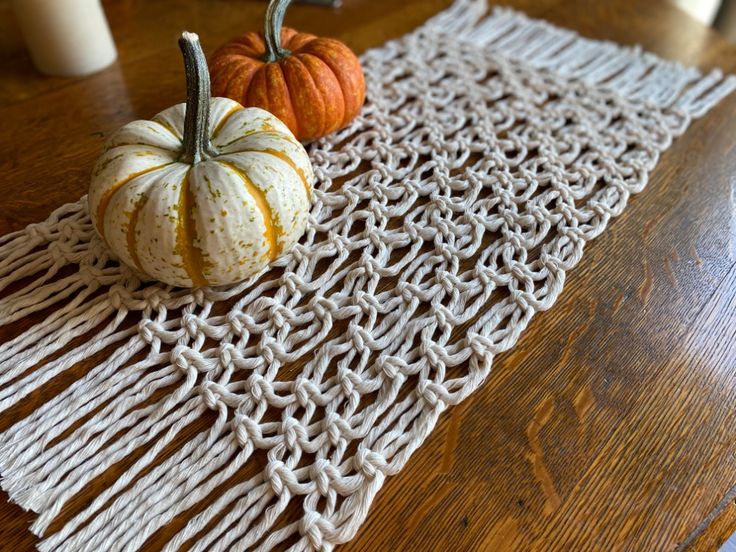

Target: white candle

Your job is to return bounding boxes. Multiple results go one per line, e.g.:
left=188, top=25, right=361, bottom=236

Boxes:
left=12, top=0, right=117, bottom=77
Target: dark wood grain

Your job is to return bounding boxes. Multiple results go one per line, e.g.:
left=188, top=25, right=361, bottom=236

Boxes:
left=1, top=0, right=735, bottom=550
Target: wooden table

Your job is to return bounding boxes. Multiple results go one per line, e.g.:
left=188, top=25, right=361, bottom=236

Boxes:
left=1, top=0, right=735, bottom=549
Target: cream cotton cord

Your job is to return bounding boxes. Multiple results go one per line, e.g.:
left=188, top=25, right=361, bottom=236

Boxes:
left=0, top=1, right=734, bottom=550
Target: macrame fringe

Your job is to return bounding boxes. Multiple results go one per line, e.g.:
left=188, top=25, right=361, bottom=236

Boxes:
left=424, top=0, right=736, bottom=118
left=0, top=2, right=733, bottom=551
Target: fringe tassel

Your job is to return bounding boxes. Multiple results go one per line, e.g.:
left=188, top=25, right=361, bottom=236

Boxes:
left=36, top=396, right=207, bottom=549
left=423, top=2, right=736, bottom=119
left=45, top=405, right=230, bottom=552
left=0, top=2, right=733, bottom=551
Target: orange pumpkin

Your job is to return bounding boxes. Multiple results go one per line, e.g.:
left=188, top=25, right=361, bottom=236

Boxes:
left=209, top=0, right=366, bottom=142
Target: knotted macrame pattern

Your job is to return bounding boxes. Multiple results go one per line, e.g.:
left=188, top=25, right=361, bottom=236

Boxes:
left=0, top=1, right=733, bottom=550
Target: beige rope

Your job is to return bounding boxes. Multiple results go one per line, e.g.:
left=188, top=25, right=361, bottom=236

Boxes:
left=0, top=2, right=733, bottom=550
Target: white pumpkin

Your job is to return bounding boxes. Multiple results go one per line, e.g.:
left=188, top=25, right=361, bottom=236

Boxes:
left=89, top=32, right=314, bottom=288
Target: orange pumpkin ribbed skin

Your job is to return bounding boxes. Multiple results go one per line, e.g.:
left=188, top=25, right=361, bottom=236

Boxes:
left=209, top=28, right=365, bottom=141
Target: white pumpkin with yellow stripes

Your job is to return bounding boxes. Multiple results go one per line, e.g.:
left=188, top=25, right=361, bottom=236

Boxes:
left=89, top=32, right=314, bottom=287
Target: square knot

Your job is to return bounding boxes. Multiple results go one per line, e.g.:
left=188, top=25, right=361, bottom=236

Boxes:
left=309, top=297, right=329, bottom=321
left=282, top=272, right=305, bottom=294
left=509, top=288, right=531, bottom=311
left=233, top=411, right=262, bottom=448
left=501, top=207, right=519, bottom=228
left=531, top=205, right=551, bottom=223
left=431, top=303, right=454, bottom=331
left=417, top=379, right=445, bottom=408
left=342, top=145, right=364, bottom=165
left=557, top=202, right=578, bottom=224
left=592, top=199, right=616, bottom=218
left=360, top=256, right=380, bottom=279
left=509, top=263, right=531, bottom=284
left=607, top=178, right=628, bottom=195
left=141, top=287, right=169, bottom=311
left=170, top=345, right=197, bottom=374
left=419, top=341, right=443, bottom=367
left=256, top=338, right=285, bottom=365
left=475, top=266, right=497, bottom=288
left=373, top=141, right=393, bottom=159
left=436, top=270, right=458, bottom=295
left=226, top=311, right=254, bottom=337
left=391, top=177, right=419, bottom=198
left=181, top=313, right=203, bottom=339
left=501, top=231, right=523, bottom=251
left=199, top=380, right=224, bottom=411
left=78, top=265, right=104, bottom=288
left=404, top=221, right=421, bottom=241
left=540, top=251, right=563, bottom=273
left=438, top=243, right=458, bottom=264
left=25, top=222, right=53, bottom=242
left=292, top=376, right=316, bottom=408
left=191, top=288, right=207, bottom=305
left=281, top=416, right=307, bottom=451
left=330, top=232, right=352, bottom=251
left=176, top=346, right=216, bottom=374
left=310, top=151, right=330, bottom=166
left=352, top=448, right=386, bottom=480
left=465, top=211, right=486, bottom=229
left=268, top=304, right=292, bottom=330
left=353, top=290, right=380, bottom=315
left=374, top=355, right=407, bottom=380
left=575, top=164, right=596, bottom=180
left=299, top=510, right=327, bottom=550
left=347, top=322, right=373, bottom=354
left=561, top=226, right=586, bottom=249
left=370, top=184, right=388, bottom=203
left=309, top=458, right=337, bottom=496
left=545, top=165, right=567, bottom=184
left=107, top=284, right=131, bottom=310
left=58, top=220, right=77, bottom=239
left=395, top=281, right=416, bottom=304
left=338, top=366, right=361, bottom=397
left=218, top=343, right=237, bottom=368
left=323, top=412, right=347, bottom=447
left=265, top=459, right=293, bottom=497
left=429, top=192, right=451, bottom=213
left=246, top=373, right=268, bottom=402
left=290, top=243, right=307, bottom=263
left=468, top=332, right=494, bottom=358
left=368, top=227, right=386, bottom=249
left=138, top=319, right=164, bottom=345
left=48, top=240, right=74, bottom=262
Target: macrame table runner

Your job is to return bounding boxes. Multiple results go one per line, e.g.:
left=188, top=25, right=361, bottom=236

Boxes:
left=0, top=1, right=733, bottom=550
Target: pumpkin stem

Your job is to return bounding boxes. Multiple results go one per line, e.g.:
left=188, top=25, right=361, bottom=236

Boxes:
left=263, top=0, right=292, bottom=62
left=179, top=32, right=217, bottom=164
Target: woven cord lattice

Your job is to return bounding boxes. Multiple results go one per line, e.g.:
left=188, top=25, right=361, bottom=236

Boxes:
left=0, top=2, right=734, bottom=550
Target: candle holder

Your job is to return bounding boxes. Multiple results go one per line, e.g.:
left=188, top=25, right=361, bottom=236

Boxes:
left=12, top=0, right=117, bottom=77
